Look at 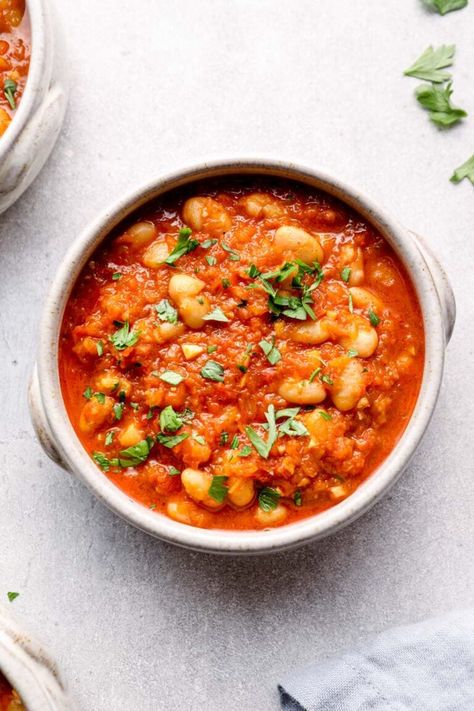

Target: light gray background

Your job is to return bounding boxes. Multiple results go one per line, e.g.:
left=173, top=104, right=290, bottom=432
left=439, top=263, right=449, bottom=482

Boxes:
left=1, top=1, right=473, bottom=709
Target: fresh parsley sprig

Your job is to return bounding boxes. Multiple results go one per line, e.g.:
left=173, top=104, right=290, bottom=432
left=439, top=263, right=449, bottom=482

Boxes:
left=450, top=154, right=474, bottom=185
left=404, top=45, right=455, bottom=83
left=415, top=82, right=467, bottom=128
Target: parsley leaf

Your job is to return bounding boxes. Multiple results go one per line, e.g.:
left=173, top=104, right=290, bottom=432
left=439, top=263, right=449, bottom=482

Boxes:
left=156, top=432, right=189, bottom=448
left=258, top=487, right=280, bottom=512
left=93, top=392, right=105, bottom=404
left=451, top=154, right=474, bottom=185
left=423, top=0, right=468, bottom=14
left=208, top=475, right=228, bottom=503
left=319, top=410, right=332, bottom=421
left=4, top=78, right=17, bottom=110
left=294, top=490, right=302, bottom=507
left=230, top=435, right=239, bottom=449
left=118, top=437, right=154, bottom=467
left=221, top=278, right=231, bottom=289
left=96, top=340, right=104, bottom=357
left=83, top=386, right=93, bottom=400
left=109, top=321, right=140, bottom=350
left=159, top=370, right=184, bottom=386
left=404, top=44, right=455, bottom=83
left=165, top=228, right=199, bottom=265
left=206, top=255, right=217, bottom=266
left=112, top=272, right=122, bottom=281
left=201, top=238, right=218, bottom=249
left=169, top=466, right=181, bottom=476
left=368, top=307, right=381, bottom=327
left=93, top=451, right=118, bottom=472
left=202, top=307, right=230, bottom=323
left=155, top=299, right=178, bottom=324
left=200, top=360, right=225, bottom=382
left=207, top=345, right=217, bottom=354
left=105, top=431, right=114, bottom=446
left=219, top=432, right=229, bottom=445
left=415, top=82, right=467, bottom=127
left=221, top=244, right=240, bottom=261
left=113, top=402, right=124, bottom=421
left=238, top=445, right=253, bottom=457
left=7, top=591, right=19, bottom=602
left=341, top=267, right=351, bottom=283
left=245, top=404, right=278, bottom=459
left=160, top=405, right=183, bottom=433
left=259, top=337, right=281, bottom=365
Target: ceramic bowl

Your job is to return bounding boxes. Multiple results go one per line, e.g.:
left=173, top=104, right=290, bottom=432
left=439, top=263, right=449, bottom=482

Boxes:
left=29, top=158, right=455, bottom=554
left=0, top=605, right=72, bottom=709
left=0, top=0, right=68, bottom=214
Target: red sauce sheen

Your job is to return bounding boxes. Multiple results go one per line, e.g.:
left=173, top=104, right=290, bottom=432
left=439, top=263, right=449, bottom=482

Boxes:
left=60, top=179, right=424, bottom=530
left=0, top=0, right=30, bottom=136
left=0, top=672, right=25, bottom=710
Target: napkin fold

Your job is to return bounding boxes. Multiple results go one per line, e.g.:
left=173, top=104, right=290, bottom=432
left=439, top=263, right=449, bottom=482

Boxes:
left=279, top=610, right=474, bottom=711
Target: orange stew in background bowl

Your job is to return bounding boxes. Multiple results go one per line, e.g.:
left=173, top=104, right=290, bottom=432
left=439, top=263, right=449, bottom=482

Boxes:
left=59, top=179, right=424, bottom=530
left=0, top=0, right=29, bottom=137
left=0, top=672, right=25, bottom=711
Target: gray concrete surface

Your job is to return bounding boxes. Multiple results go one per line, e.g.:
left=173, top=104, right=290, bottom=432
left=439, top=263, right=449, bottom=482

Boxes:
left=1, top=1, right=473, bottom=709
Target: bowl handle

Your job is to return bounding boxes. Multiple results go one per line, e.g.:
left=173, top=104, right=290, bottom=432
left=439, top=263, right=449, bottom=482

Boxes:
left=28, top=365, right=70, bottom=472
left=408, top=231, right=456, bottom=344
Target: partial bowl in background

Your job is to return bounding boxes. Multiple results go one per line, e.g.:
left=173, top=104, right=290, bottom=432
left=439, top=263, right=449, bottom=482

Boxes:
left=29, top=158, right=455, bottom=554
left=0, top=604, right=72, bottom=709
left=0, top=0, right=67, bottom=215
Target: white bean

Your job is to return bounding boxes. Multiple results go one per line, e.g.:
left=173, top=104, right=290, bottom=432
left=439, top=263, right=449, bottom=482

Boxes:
left=274, top=225, right=324, bottom=263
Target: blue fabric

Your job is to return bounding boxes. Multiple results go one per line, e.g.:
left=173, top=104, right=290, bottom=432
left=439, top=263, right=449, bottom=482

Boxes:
left=279, top=610, right=474, bottom=711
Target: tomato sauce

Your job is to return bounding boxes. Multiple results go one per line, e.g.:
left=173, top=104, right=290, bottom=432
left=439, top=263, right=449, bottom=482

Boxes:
left=0, top=1, right=30, bottom=137
left=59, top=178, right=424, bottom=530
left=0, top=672, right=25, bottom=710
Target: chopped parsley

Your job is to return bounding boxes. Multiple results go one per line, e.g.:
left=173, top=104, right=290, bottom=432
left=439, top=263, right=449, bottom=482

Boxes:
left=219, top=432, right=229, bottom=445
left=96, top=340, right=104, bottom=357
left=113, top=402, right=124, bottom=421
left=7, top=591, right=19, bottom=602
left=415, top=82, right=467, bottom=128
left=368, top=307, right=381, bottom=327
left=201, top=238, right=218, bottom=249
left=309, top=368, right=321, bottom=383
left=245, top=404, right=278, bottom=459
left=193, top=434, right=207, bottom=446
left=164, top=228, right=200, bottom=265
left=230, top=435, right=239, bottom=449
left=109, top=321, right=140, bottom=351
left=221, top=243, right=240, bottom=261
left=159, top=370, right=184, bottom=386
left=404, top=44, right=455, bottom=83
left=247, top=264, right=261, bottom=278
left=200, top=360, right=225, bottom=382
left=221, top=278, right=231, bottom=289
left=105, top=431, right=115, bottom=446
left=294, top=490, right=302, bottom=507
left=202, top=307, right=230, bottom=323
left=258, top=337, right=281, bottom=365
left=118, top=437, right=154, bottom=467
left=258, top=487, right=280, bottom=512
left=155, top=299, right=178, bottom=324
left=112, top=272, right=122, bottom=281
left=168, top=466, right=181, bottom=476
left=451, top=154, right=474, bottom=186
left=155, top=432, right=189, bottom=448
left=341, top=267, right=351, bottom=283
left=3, top=78, right=17, bottom=110
left=83, top=386, right=93, bottom=400
left=238, top=445, right=253, bottom=457
left=207, top=345, right=217, bottom=354
left=206, top=255, right=217, bottom=266
left=93, top=392, right=106, bottom=404
left=160, top=405, right=183, bottom=433
left=208, top=475, right=228, bottom=503
left=319, top=410, right=333, bottom=421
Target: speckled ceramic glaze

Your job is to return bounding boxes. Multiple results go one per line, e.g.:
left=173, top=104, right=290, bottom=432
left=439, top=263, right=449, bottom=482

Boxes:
left=0, top=0, right=67, bottom=214
left=29, top=159, right=455, bottom=554
left=0, top=605, right=72, bottom=709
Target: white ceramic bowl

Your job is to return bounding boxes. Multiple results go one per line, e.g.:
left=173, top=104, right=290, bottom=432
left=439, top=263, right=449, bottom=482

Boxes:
left=29, top=158, right=455, bottom=554
left=0, top=605, right=72, bottom=709
left=0, top=0, right=67, bottom=214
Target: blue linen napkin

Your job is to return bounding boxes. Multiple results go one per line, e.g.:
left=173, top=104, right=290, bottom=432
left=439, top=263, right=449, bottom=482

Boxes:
left=279, top=610, right=474, bottom=710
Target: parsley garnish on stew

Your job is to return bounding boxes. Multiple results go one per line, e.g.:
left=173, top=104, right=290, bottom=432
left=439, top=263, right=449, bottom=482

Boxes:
left=159, top=370, right=184, bottom=386
left=245, top=404, right=278, bottom=459
left=200, top=360, right=225, bottom=382
left=202, top=307, right=230, bottom=323
left=156, top=432, right=190, bottom=448
left=404, top=45, right=455, bottom=83
left=208, top=475, right=228, bottom=503
left=258, top=487, right=280, bottom=511
left=258, top=337, right=281, bottom=365
left=3, top=78, right=17, bottom=110
left=165, top=228, right=200, bottom=265
left=109, top=321, right=140, bottom=350
left=119, top=437, right=155, bottom=467
left=155, top=299, right=178, bottom=324
left=160, top=405, right=184, bottom=433
left=368, top=307, right=381, bottom=327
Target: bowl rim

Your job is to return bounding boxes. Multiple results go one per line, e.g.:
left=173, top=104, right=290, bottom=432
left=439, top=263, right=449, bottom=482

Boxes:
left=0, top=0, right=49, bottom=160
left=36, top=157, right=446, bottom=554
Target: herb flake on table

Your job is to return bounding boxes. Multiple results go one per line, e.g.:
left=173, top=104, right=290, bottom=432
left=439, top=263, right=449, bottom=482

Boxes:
left=404, top=44, right=455, bottom=83
left=7, top=591, right=19, bottom=602
left=415, top=82, right=467, bottom=128
left=423, top=0, right=468, bottom=15
left=450, top=154, right=474, bottom=185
